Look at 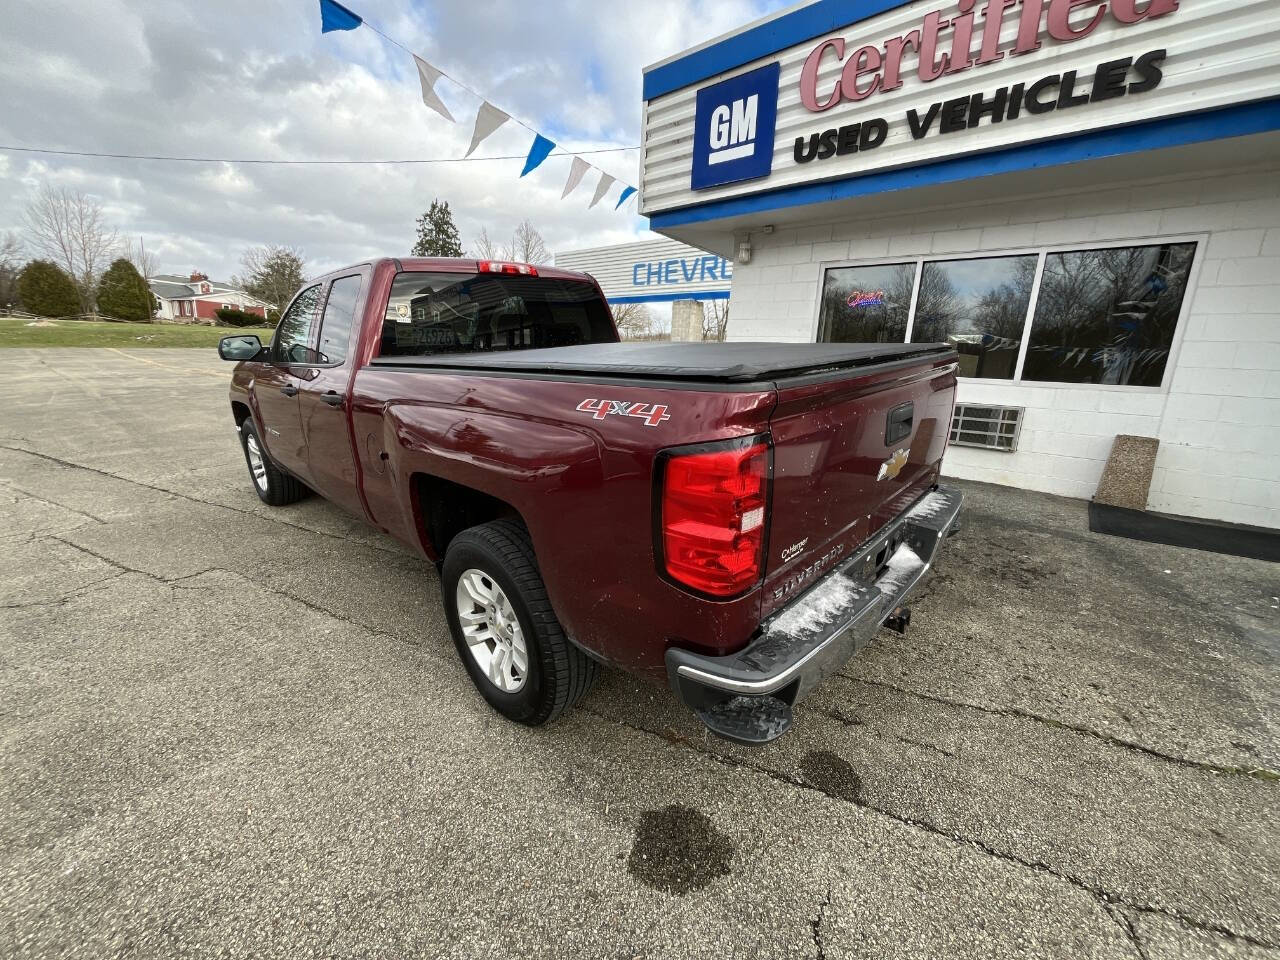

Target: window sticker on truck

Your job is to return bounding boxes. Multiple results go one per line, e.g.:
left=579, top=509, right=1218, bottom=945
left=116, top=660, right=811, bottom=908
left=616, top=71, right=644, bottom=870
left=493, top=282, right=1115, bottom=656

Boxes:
left=575, top=399, right=672, bottom=427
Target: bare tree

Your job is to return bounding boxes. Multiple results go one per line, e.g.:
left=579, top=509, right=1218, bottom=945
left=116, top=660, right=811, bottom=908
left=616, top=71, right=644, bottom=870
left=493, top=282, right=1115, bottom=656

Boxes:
left=471, top=227, right=501, bottom=259
left=124, top=239, right=160, bottom=321
left=232, top=245, right=306, bottom=310
left=702, top=300, right=729, bottom=341
left=22, top=184, right=120, bottom=313
left=0, top=231, right=22, bottom=309
left=470, top=220, right=550, bottom=264
left=127, top=238, right=159, bottom=282
left=505, top=219, right=549, bottom=264
left=611, top=302, right=654, bottom=340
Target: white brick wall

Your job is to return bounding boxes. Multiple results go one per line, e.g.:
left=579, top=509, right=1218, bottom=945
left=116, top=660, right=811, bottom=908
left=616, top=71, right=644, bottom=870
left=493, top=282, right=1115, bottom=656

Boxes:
left=726, top=164, right=1280, bottom=530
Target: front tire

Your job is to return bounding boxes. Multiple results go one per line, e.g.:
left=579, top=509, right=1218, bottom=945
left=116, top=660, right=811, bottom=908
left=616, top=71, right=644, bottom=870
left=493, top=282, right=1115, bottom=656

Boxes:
left=442, top=520, right=597, bottom=726
left=239, top=419, right=305, bottom=506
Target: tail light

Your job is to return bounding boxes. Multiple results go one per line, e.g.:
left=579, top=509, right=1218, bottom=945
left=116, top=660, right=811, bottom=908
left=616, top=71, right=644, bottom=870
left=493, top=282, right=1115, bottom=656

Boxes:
left=478, top=260, right=538, bottom=276
left=658, top=437, right=770, bottom=598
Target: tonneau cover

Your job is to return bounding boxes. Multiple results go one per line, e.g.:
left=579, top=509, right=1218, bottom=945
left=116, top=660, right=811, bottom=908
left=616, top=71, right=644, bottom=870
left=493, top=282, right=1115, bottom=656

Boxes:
left=368, top=341, right=954, bottom=383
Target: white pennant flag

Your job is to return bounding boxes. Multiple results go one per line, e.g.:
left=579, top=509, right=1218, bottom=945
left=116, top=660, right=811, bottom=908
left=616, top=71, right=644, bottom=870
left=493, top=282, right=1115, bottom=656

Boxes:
left=589, top=172, right=616, bottom=209
left=562, top=156, right=590, bottom=199
left=413, top=56, right=454, bottom=123
left=466, top=101, right=510, bottom=157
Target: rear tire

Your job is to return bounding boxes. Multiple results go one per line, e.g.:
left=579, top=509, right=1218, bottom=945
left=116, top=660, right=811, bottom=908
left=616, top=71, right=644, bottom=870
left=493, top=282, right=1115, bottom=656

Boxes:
left=442, top=519, right=597, bottom=726
left=239, top=419, right=305, bottom=506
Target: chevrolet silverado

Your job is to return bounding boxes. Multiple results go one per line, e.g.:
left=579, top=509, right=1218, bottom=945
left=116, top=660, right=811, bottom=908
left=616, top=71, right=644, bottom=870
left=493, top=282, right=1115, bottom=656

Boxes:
left=218, top=257, right=961, bottom=744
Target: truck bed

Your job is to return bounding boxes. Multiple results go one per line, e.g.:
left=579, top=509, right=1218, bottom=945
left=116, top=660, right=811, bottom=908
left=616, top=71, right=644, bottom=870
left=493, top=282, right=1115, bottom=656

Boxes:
left=368, top=341, right=954, bottom=383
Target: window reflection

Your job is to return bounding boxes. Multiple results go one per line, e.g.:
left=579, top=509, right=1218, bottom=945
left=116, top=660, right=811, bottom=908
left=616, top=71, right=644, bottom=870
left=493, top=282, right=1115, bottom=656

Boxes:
left=272, top=284, right=320, bottom=363
left=379, top=272, right=615, bottom=358
left=909, top=255, right=1037, bottom=380
left=818, top=262, right=916, bottom=343
left=1022, top=243, right=1196, bottom=386
left=316, top=275, right=361, bottom=364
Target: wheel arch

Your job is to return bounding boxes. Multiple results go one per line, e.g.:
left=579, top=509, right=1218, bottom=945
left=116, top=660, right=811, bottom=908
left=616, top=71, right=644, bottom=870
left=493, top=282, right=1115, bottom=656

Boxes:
left=411, top=472, right=527, bottom=563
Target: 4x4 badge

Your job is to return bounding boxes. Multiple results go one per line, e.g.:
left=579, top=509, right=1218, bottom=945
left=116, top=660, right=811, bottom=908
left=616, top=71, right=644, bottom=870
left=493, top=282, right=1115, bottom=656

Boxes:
left=877, top=448, right=909, bottom=482
left=576, top=398, right=671, bottom=427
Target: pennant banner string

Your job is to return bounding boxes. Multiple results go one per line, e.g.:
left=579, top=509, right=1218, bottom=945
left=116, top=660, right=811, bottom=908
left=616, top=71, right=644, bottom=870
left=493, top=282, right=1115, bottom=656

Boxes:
left=0, top=143, right=631, bottom=165
left=589, top=173, right=616, bottom=209
left=319, top=0, right=362, bottom=32
left=467, top=101, right=510, bottom=158
left=413, top=56, right=454, bottom=123
left=318, top=0, right=636, bottom=200
left=521, top=135, right=556, bottom=178
left=562, top=157, right=590, bottom=199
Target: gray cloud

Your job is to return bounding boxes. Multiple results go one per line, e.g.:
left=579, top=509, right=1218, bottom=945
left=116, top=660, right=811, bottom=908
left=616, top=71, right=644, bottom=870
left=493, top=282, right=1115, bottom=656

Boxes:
left=1, top=0, right=781, bottom=282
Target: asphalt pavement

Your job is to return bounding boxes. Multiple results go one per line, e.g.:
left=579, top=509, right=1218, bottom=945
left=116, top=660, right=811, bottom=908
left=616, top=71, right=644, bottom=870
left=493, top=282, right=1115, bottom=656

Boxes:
left=1, top=347, right=1277, bottom=959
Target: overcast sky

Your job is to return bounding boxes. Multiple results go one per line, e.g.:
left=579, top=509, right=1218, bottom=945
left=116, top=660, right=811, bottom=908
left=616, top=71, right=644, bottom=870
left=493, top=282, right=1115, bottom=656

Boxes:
left=1, top=0, right=785, bottom=283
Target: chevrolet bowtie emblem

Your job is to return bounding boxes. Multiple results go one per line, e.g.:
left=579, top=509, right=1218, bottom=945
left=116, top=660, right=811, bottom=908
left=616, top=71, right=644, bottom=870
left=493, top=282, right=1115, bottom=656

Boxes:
left=877, top=447, right=910, bottom=482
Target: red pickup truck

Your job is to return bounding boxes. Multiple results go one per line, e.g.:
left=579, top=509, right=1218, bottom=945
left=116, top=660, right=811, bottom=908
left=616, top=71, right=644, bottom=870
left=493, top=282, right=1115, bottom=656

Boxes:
left=219, top=257, right=961, bottom=744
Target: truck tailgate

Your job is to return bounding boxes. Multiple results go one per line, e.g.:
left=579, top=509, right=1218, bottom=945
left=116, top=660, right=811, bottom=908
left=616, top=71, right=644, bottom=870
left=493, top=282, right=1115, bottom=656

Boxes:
left=761, top=352, right=958, bottom=620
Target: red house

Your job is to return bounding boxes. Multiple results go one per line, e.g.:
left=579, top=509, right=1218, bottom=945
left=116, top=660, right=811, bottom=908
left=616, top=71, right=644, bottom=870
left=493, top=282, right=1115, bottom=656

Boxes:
left=148, top=272, right=273, bottom=323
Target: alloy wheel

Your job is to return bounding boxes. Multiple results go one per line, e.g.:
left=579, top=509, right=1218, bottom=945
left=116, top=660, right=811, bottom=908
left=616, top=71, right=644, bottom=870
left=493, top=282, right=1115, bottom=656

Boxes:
left=455, top=568, right=529, bottom=693
left=245, top=433, right=269, bottom=492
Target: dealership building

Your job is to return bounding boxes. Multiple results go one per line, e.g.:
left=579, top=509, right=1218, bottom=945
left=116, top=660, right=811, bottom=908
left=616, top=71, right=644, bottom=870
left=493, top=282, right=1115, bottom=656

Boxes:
left=639, top=0, right=1280, bottom=531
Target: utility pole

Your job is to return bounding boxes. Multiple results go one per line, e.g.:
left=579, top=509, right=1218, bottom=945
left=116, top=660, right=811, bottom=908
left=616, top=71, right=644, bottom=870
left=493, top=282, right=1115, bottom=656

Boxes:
left=139, top=236, right=154, bottom=322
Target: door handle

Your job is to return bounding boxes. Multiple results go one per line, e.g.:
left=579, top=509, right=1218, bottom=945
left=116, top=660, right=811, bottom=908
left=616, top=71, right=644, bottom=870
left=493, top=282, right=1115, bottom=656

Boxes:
left=320, top=391, right=345, bottom=408
left=280, top=384, right=299, bottom=397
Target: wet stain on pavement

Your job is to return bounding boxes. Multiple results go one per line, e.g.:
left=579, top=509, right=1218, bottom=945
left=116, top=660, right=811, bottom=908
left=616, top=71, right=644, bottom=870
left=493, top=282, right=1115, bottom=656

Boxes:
left=801, top=750, right=862, bottom=802
left=971, top=537, right=1057, bottom=589
left=627, top=805, right=733, bottom=894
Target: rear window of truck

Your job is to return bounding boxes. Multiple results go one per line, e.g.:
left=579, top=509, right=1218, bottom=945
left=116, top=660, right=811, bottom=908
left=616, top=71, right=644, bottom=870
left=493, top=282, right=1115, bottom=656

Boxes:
left=378, top=271, right=616, bottom=358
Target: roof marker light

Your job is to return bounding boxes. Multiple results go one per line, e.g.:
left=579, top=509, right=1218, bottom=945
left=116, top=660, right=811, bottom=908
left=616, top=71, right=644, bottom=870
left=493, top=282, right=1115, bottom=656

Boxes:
left=478, top=261, right=538, bottom=276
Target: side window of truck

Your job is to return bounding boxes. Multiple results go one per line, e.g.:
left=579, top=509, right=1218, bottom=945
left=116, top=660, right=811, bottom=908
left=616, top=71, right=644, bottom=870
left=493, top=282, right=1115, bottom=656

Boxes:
left=272, top=284, right=321, bottom=364
left=315, top=275, right=362, bottom=365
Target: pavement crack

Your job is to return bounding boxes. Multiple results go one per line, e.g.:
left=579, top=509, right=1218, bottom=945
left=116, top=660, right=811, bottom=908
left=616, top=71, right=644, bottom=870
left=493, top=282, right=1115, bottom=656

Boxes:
left=1, top=571, right=128, bottom=610
left=811, top=885, right=831, bottom=960
left=1106, top=904, right=1150, bottom=960
left=824, top=708, right=956, bottom=758
left=892, top=732, right=955, bottom=758
left=168, top=566, right=443, bottom=658
left=49, top=535, right=154, bottom=577
left=846, top=676, right=1280, bottom=782
left=584, top=709, right=1278, bottom=951
left=15, top=548, right=440, bottom=661
left=0, top=444, right=407, bottom=558
left=0, top=479, right=108, bottom=523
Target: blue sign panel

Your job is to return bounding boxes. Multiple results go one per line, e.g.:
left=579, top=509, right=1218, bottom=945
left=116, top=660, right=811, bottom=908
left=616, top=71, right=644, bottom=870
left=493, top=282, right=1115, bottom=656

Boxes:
left=691, top=62, right=780, bottom=191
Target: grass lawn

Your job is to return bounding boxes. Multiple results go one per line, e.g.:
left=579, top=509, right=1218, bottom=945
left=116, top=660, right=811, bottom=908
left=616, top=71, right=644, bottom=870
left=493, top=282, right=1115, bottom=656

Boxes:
left=0, top=317, right=275, bottom=349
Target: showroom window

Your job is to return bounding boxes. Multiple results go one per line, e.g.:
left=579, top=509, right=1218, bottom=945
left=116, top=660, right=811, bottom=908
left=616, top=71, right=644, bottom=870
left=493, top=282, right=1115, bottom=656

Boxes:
left=818, top=239, right=1198, bottom=387
left=817, top=261, right=915, bottom=343
left=909, top=255, right=1038, bottom=380
left=1021, top=242, right=1197, bottom=387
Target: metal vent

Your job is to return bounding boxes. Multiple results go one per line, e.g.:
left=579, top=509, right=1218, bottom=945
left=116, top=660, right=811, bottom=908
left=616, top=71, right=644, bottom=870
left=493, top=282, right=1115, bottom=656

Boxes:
left=950, top=404, right=1023, bottom=452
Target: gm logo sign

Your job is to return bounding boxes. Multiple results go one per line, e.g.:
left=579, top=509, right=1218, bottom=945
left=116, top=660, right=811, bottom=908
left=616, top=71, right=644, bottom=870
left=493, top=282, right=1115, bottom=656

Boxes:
left=691, top=63, right=780, bottom=191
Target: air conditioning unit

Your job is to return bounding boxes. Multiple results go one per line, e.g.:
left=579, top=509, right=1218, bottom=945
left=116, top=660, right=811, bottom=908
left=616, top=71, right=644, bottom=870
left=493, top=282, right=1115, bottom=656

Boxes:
left=950, top=404, right=1023, bottom=452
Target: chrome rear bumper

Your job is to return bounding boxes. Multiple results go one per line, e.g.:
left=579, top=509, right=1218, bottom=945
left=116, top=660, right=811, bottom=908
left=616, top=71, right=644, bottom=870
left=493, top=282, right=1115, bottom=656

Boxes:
left=665, top=485, right=962, bottom=742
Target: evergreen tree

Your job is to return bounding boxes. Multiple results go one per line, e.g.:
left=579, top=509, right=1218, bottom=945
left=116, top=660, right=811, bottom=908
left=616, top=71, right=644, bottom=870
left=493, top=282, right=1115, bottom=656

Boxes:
left=95, top=258, right=155, bottom=321
left=411, top=199, right=463, bottom=257
left=17, top=259, right=80, bottom=318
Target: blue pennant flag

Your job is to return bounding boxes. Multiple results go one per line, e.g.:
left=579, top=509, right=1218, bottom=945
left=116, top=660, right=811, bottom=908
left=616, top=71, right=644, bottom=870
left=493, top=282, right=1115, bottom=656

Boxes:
left=319, top=0, right=362, bottom=32
left=521, top=135, right=556, bottom=178
left=614, top=185, right=637, bottom=210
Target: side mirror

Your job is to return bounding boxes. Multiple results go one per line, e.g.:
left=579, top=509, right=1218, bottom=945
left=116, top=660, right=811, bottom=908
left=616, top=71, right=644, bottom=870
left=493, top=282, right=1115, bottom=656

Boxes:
left=219, top=335, right=264, bottom=361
